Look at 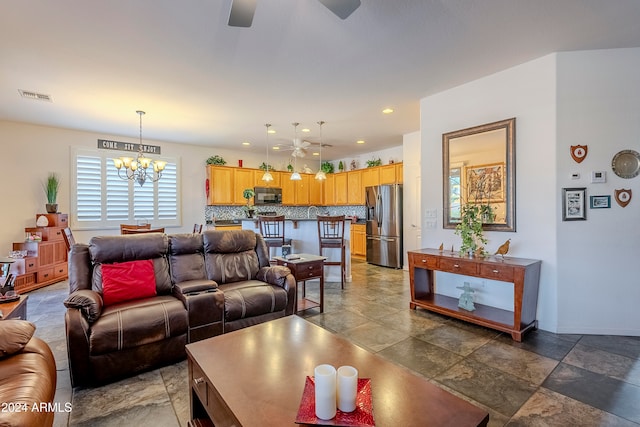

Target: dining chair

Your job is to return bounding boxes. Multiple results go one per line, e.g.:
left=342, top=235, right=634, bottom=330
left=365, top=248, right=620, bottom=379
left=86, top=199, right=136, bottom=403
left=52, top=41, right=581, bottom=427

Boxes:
left=317, top=215, right=346, bottom=289
left=121, top=227, right=165, bottom=234
left=193, top=224, right=203, bottom=233
left=120, top=223, right=152, bottom=234
left=258, top=215, right=291, bottom=259
left=62, top=227, right=76, bottom=251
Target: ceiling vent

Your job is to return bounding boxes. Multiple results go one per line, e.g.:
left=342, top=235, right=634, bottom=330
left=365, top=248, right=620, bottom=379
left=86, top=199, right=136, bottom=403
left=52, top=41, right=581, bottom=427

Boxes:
left=18, top=90, right=52, bottom=102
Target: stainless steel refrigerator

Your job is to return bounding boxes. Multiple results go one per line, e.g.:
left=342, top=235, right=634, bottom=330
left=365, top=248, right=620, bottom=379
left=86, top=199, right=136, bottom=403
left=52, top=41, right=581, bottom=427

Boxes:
left=365, top=184, right=403, bottom=268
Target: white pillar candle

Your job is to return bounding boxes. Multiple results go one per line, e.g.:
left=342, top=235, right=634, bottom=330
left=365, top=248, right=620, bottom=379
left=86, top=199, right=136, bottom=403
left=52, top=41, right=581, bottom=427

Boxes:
left=337, top=365, right=358, bottom=412
left=314, top=364, right=337, bottom=420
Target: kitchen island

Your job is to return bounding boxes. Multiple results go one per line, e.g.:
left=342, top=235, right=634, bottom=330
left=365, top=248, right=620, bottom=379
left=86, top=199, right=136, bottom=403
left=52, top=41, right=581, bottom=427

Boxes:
left=241, top=217, right=352, bottom=283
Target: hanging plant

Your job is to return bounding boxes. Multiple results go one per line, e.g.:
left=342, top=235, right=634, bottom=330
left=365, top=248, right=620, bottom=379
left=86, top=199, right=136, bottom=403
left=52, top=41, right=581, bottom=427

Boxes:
left=455, top=204, right=494, bottom=256
left=321, top=161, right=334, bottom=174
left=206, top=155, right=227, bottom=165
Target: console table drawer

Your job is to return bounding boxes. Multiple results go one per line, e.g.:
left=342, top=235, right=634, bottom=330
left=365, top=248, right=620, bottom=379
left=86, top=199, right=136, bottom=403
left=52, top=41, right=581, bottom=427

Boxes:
left=479, top=264, right=515, bottom=282
left=439, top=258, right=477, bottom=275
left=410, top=253, right=438, bottom=269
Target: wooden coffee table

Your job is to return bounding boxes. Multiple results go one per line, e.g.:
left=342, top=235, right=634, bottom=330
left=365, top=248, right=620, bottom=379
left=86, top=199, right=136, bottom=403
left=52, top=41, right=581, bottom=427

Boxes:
left=186, top=316, right=489, bottom=426
left=0, top=295, right=28, bottom=320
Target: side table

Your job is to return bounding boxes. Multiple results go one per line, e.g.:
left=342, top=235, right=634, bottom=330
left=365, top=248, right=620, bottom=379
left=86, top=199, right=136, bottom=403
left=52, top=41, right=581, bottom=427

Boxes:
left=0, top=295, right=28, bottom=320
left=274, top=254, right=326, bottom=313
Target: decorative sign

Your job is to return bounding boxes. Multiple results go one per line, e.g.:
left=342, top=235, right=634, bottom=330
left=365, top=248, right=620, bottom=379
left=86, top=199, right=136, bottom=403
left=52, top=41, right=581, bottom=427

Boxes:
left=614, top=189, right=632, bottom=207
left=570, top=145, right=588, bottom=163
left=97, top=139, right=161, bottom=155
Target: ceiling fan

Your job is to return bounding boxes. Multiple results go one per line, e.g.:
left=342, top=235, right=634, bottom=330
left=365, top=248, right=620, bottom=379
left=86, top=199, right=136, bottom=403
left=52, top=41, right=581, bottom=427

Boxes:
left=273, top=122, right=333, bottom=158
left=228, top=0, right=361, bottom=28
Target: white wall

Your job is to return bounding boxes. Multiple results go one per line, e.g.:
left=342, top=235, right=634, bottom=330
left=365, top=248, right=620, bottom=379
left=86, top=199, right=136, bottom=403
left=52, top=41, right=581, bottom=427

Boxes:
left=0, top=120, right=271, bottom=245
left=420, top=48, right=640, bottom=336
left=555, top=48, right=640, bottom=335
left=402, top=131, right=421, bottom=269
left=420, top=54, right=559, bottom=332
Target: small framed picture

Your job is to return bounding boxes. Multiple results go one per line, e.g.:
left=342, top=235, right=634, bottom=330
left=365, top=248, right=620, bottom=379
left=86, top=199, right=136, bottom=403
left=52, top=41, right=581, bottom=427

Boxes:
left=590, top=195, right=611, bottom=209
left=562, top=188, right=587, bottom=221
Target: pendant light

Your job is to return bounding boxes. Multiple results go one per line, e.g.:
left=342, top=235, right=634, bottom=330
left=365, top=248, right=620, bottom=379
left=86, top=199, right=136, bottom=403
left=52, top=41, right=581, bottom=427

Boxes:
left=262, top=123, right=274, bottom=182
left=315, top=120, right=326, bottom=180
left=290, top=122, right=302, bottom=181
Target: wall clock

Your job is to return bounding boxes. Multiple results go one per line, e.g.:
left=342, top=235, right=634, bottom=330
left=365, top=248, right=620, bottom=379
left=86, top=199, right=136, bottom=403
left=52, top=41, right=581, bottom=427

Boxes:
left=611, top=150, right=640, bottom=179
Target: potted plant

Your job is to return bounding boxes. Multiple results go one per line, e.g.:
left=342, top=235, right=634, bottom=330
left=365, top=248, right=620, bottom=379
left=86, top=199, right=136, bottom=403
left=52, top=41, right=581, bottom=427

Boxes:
left=206, top=155, right=227, bottom=165
left=242, top=188, right=255, bottom=218
left=338, top=161, right=344, bottom=172
left=43, top=173, right=60, bottom=213
left=365, top=158, right=382, bottom=168
left=454, top=204, right=494, bottom=257
left=321, top=161, right=334, bottom=174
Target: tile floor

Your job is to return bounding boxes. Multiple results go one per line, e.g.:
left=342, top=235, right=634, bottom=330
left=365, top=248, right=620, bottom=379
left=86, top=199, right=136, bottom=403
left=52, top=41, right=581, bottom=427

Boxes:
left=25, top=258, right=640, bottom=427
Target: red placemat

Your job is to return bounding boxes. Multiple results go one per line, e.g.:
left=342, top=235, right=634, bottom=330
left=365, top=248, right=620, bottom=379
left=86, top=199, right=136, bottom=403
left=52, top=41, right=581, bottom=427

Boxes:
left=295, top=376, right=375, bottom=426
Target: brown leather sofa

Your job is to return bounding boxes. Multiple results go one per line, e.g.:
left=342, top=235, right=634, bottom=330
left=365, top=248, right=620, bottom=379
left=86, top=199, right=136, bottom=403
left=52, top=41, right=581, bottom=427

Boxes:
left=0, top=320, right=57, bottom=427
left=64, top=230, right=296, bottom=387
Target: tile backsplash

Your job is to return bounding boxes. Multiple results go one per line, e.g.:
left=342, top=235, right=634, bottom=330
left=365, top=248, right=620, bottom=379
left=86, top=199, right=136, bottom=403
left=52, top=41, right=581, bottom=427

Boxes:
left=205, top=205, right=366, bottom=222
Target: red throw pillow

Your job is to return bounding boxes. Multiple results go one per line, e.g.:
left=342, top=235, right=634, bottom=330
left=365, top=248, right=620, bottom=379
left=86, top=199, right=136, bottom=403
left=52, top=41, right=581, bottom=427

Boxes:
left=102, top=259, right=156, bottom=306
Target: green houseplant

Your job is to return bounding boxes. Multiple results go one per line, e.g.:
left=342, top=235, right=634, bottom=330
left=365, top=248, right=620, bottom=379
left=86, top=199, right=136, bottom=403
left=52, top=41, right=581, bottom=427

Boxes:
left=321, top=161, right=334, bottom=174
left=454, top=204, right=494, bottom=257
left=43, top=173, right=60, bottom=213
left=206, top=155, right=227, bottom=165
left=242, top=188, right=255, bottom=218
left=365, top=158, right=382, bottom=168
left=338, top=161, right=344, bottom=172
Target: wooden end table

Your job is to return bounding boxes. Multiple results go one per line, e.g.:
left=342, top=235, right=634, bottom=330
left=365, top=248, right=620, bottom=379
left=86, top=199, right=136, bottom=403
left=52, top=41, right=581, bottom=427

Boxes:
left=274, top=254, right=326, bottom=313
left=0, top=294, right=28, bottom=320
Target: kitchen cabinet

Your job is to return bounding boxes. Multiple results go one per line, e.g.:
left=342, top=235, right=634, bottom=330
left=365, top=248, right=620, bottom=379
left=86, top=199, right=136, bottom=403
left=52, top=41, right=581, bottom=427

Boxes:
left=334, top=173, right=348, bottom=205
left=350, top=223, right=366, bottom=258
left=309, top=175, right=323, bottom=205
left=281, top=173, right=311, bottom=205
left=207, top=166, right=234, bottom=205
left=233, top=168, right=256, bottom=205
left=254, top=170, right=281, bottom=187
left=347, top=170, right=364, bottom=204
left=362, top=168, right=379, bottom=188
left=379, top=164, right=397, bottom=184
left=323, top=174, right=335, bottom=205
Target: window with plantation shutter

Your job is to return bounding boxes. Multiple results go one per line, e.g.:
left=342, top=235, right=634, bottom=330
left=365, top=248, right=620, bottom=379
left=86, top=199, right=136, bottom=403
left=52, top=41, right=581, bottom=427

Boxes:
left=71, top=147, right=180, bottom=229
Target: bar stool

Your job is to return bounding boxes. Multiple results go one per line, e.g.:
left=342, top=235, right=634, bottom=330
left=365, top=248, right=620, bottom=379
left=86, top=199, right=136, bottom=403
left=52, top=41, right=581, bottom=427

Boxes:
left=258, top=215, right=292, bottom=259
left=316, top=215, right=346, bottom=289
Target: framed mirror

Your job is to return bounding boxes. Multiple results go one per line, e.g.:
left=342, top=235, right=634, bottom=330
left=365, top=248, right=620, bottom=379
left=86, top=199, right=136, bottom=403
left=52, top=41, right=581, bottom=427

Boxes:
left=442, top=118, right=516, bottom=231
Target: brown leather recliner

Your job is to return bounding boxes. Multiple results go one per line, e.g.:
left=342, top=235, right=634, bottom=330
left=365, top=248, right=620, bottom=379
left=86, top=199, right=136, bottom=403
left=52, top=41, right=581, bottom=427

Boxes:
left=65, top=230, right=296, bottom=387
left=0, top=320, right=57, bottom=427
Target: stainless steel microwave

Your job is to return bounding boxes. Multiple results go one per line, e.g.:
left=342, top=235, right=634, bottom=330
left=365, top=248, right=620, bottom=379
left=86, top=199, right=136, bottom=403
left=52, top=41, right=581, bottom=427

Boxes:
left=254, top=187, right=282, bottom=205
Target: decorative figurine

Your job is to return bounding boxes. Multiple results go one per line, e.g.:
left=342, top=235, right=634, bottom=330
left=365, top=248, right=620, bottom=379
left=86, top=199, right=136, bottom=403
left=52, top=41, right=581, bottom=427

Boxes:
left=438, top=243, right=443, bottom=252
left=495, top=239, right=511, bottom=258
left=457, top=282, right=475, bottom=311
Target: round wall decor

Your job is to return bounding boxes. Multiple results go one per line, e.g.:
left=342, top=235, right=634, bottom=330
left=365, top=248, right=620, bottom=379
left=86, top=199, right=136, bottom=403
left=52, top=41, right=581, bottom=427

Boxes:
left=611, top=150, right=640, bottom=179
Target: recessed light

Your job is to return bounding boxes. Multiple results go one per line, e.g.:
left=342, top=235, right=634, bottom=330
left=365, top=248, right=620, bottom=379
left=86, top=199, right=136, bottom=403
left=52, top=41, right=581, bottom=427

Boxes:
left=273, top=146, right=280, bottom=150
left=356, top=140, right=365, bottom=144
left=382, top=108, right=394, bottom=114
left=242, top=141, right=251, bottom=146
left=312, top=152, right=319, bottom=156
left=301, top=128, right=310, bottom=133
left=267, top=129, right=276, bottom=134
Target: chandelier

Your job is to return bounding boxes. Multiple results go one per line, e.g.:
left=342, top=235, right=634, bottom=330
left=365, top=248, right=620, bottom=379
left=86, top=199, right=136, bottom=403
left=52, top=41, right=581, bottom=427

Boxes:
left=262, top=123, right=274, bottom=182
left=112, top=111, right=166, bottom=187
left=315, top=120, right=326, bottom=180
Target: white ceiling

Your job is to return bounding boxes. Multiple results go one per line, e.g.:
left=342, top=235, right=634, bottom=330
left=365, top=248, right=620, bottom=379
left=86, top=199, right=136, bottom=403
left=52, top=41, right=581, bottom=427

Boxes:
left=2, top=0, right=640, bottom=160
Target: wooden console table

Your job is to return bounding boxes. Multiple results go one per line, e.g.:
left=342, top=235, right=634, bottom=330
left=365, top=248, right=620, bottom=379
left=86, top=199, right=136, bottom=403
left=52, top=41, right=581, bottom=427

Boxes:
left=408, top=249, right=541, bottom=341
